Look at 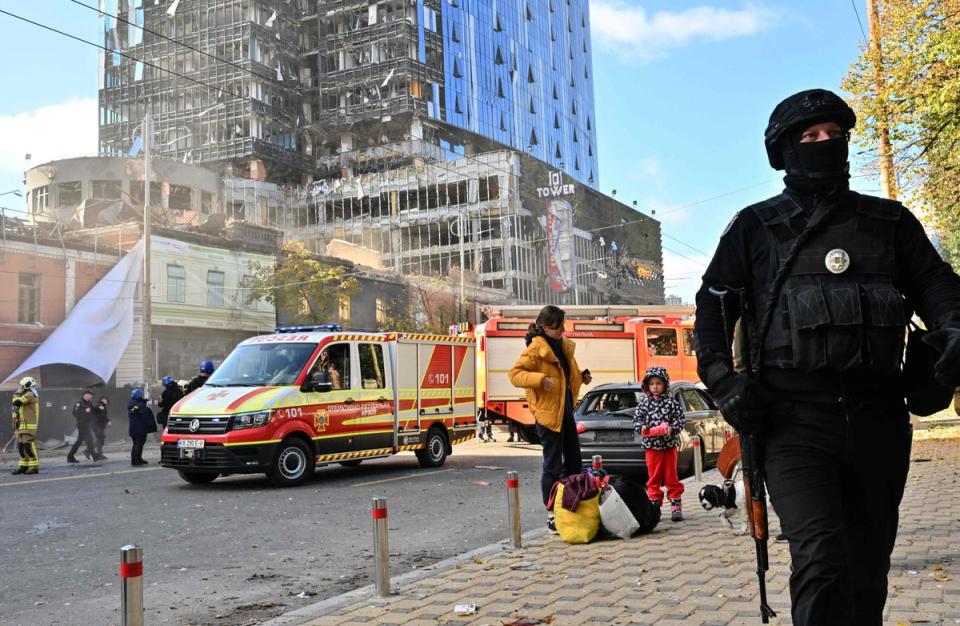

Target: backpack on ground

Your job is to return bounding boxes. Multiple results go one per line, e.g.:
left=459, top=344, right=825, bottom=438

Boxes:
left=599, top=486, right=640, bottom=539
left=609, top=477, right=660, bottom=535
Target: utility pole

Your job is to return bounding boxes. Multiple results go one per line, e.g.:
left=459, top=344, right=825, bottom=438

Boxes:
left=143, top=112, right=154, bottom=386
left=866, top=0, right=898, bottom=200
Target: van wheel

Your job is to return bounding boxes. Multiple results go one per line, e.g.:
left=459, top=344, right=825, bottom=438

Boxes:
left=416, top=427, right=448, bottom=468
left=339, top=459, right=362, bottom=467
left=268, top=438, right=315, bottom=487
left=519, top=424, right=540, bottom=445
left=177, top=470, right=218, bottom=485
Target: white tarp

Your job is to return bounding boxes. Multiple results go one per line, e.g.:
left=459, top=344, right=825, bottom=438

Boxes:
left=4, top=241, right=143, bottom=384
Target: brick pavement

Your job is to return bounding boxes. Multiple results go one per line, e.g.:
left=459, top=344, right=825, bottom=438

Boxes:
left=274, top=436, right=960, bottom=626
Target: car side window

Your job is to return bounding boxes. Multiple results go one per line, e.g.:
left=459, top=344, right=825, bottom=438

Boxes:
left=682, top=328, right=696, bottom=356
left=359, top=343, right=385, bottom=389
left=646, top=328, right=678, bottom=356
left=311, top=343, right=352, bottom=390
left=680, top=388, right=708, bottom=412
left=696, top=389, right=718, bottom=411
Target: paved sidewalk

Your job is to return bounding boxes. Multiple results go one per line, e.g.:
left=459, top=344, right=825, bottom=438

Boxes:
left=271, top=436, right=960, bottom=626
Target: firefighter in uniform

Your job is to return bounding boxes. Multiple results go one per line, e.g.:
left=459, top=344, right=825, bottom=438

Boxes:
left=11, top=376, right=40, bottom=475
left=694, top=89, right=960, bottom=625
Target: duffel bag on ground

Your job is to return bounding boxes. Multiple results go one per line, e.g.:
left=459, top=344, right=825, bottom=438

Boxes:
left=610, top=477, right=660, bottom=535
left=599, top=487, right=640, bottom=539
left=552, top=482, right=601, bottom=544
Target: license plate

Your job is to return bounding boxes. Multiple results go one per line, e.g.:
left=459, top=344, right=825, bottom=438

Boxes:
left=177, top=439, right=205, bottom=449
left=595, top=431, right=635, bottom=443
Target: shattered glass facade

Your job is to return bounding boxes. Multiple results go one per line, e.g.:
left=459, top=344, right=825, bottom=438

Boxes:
left=439, top=0, right=598, bottom=186
left=98, top=0, right=309, bottom=181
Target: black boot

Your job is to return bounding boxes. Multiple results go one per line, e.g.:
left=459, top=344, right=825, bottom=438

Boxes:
left=24, top=468, right=38, bottom=475
left=11, top=467, right=26, bottom=475
left=66, top=455, right=79, bottom=463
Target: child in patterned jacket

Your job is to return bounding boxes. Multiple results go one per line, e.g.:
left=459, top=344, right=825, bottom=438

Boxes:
left=633, top=367, right=686, bottom=521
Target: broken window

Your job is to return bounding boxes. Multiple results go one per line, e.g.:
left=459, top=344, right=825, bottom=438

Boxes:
left=59, top=181, right=82, bottom=207
left=555, top=144, right=562, bottom=159
left=527, top=66, right=535, bottom=83
left=529, top=128, right=538, bottom=146
left=495, top=47, right=504, bottom=65
left=200, top=191, right=213, bottom=214
left=529, top=97, right=536, bottom=114
left=92, top=180, right=122, bottom=200
left=553, top=112, right=560, bottom=129
left=497, top=78, right=505, bottom=98
left=169, top=185, right=192, bottom=211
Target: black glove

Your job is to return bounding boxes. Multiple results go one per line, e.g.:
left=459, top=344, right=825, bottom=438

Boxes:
left=922, top=327, right=960, bottom=388
left=709, top=373, right=764, bottom=434
left=12, top=397, right=23, bottom=407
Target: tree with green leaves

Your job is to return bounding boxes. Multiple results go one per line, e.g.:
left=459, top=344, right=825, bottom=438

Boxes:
left=843, top=0, right=960, bottom=263
left=245, top=240, right=359, bottom=325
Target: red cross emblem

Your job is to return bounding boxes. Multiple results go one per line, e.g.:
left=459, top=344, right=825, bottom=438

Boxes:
left=206, top=390, right=230, bottom=401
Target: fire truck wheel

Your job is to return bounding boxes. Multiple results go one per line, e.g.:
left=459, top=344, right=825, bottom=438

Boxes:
left=177, top=471, right=218, bottom=485
left=416, top=427, right=448, bottom=468
left=339, top=459, right=363, bottom=467
left=519, top=424, right=541, bottom=445
left=268, top=438, right=315, bottom=487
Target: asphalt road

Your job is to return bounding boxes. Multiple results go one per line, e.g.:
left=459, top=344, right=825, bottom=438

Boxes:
left=0, top=430, right=546, bottom=626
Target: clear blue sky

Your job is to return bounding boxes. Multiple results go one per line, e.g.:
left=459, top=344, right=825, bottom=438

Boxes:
left=0, top=0, right=878, bottom=303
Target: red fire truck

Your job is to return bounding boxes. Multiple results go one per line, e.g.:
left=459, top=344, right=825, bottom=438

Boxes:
left=160, top=326, right=476, bottom=487
left=472, top=306, right=696, bottom=443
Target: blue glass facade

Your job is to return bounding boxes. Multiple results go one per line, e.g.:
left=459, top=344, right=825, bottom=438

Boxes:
left=436, top=0, right=598, bottom=187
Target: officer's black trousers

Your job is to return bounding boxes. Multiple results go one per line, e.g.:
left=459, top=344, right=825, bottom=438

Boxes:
left=763, top=394, right=912, bottom=626
left=130, top=434, right=147, bottom=464
left=68, top=421, right=97, bottom=459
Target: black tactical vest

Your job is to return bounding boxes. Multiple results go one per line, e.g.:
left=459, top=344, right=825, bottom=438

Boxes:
left=751, top=192, right=907, bottom=375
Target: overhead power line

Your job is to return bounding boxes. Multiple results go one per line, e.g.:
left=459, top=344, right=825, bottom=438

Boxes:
left=68, top=0, right=252, bottom=77
left=0, top=8, right=246, bottom=102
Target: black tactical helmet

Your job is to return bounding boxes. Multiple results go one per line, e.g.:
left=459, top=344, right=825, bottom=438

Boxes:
left=764, top=89, right=856, bottom=170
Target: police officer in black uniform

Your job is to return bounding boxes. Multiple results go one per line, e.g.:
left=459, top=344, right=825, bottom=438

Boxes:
left=694, top=89, right=960, bottom=626
left=67, top=390, right=105, bottom=463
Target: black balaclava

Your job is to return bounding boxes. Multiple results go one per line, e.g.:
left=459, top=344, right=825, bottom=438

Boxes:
left=781, top=125, right=850, bottom=200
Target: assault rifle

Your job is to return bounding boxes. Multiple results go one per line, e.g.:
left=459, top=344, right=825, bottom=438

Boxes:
left=708, top=285, right=776, bottom=623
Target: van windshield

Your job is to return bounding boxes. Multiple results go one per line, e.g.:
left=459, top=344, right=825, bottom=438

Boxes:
left=206, top=343, right=317, bottom=387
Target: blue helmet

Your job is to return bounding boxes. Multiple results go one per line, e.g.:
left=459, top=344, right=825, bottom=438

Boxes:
left=131, top=388, right=145, bottom=401
left=200, top=360, right=215, bottom=374
left=162, top=375, right=175, bottom=386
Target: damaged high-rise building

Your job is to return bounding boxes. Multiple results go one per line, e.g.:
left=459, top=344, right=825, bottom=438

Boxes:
left=96, top=0, right=663, bottom=308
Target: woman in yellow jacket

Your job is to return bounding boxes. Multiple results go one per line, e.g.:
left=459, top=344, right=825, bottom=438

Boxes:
left=509, top=305, right=592, bottom=530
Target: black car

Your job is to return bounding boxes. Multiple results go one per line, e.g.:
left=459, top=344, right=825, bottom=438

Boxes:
left=574, top=381, right=732, bottom=478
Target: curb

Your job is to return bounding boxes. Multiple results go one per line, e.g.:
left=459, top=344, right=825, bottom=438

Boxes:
left=258, top=527, right=549, bottom=626
left=261, top=468, right=719, bottom=625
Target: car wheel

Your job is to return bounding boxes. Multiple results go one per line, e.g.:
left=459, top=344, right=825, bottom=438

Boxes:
left=177, top=470, right=218, bottom=485
left=339, top=459, right=362, bottom=467
left=518, top=423, right=540, bottom=445
left=268, top=438, right=315, bottom=487
left=415, top=427, right=448, bottom=468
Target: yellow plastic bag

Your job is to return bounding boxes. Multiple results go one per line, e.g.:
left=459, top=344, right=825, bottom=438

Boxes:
left=553, top=483, right=600, bottom=544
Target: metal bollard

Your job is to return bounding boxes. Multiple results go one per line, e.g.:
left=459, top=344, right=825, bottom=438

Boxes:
left=591, top=454, right=603, bottom=471
left=692, top=436, right=703, bottom=482
left=372, top=497, right=390, bottom=597
left=506, top=471, right=522, bottom=548
left=120, top=544, right=144, bottom=626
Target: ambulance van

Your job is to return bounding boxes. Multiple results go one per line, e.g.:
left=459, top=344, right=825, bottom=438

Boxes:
left=160, top=326, right=476, bottom=487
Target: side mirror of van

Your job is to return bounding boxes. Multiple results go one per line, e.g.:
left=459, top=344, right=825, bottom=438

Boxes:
left=302, top=370, right=333, bottom=393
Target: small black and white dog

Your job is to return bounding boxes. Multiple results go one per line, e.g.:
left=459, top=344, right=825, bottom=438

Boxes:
left=698, top=480, right=747, bottom=534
